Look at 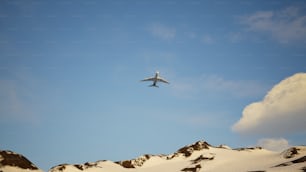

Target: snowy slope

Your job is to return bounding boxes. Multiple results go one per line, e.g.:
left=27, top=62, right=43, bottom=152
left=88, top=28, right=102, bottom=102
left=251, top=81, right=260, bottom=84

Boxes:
left=0, top=150, right=44, bottom=172
left=1, top=141, right=305, bottom=172
left=49, top=141, right=306, bottom=172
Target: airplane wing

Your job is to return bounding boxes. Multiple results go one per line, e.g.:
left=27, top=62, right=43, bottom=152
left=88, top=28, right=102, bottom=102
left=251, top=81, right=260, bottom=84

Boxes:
left=157, top=77, right=170, bottom=84
left=141, top=77, right=155, bottom=82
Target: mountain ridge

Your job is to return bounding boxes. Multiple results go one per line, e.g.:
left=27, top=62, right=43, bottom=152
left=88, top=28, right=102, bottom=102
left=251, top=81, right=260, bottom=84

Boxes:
left=1, top=140, right=306, bottom=172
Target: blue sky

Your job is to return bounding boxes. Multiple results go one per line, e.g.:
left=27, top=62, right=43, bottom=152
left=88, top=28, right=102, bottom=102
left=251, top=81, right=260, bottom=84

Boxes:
left=1, top=0, right=306, bottom=171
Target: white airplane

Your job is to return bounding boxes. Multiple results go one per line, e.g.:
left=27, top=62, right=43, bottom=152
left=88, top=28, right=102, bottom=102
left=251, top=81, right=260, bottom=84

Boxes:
left=141, top=71, right=169, bottom=87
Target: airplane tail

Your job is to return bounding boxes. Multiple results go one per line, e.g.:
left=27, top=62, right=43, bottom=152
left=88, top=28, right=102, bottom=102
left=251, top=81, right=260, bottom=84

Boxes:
left=149, top=84, right=159, bottom=88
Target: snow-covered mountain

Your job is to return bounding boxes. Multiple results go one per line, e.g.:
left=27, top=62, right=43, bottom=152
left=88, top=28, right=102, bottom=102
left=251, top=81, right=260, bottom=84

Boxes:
left=48, top=141, right=306, bottom=172
left=1, top=141, right=306, bottom=172
left=0, top=150, right=43, bottom=172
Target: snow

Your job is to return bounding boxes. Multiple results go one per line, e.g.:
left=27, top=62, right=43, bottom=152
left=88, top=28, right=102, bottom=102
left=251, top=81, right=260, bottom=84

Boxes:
left=0, top=150, right=44, bottom=172
left=0, top=166, right=44, bottom=172
left=2, top=142, right=306, bottom=172
left=48, top=144, right=306, bottom=172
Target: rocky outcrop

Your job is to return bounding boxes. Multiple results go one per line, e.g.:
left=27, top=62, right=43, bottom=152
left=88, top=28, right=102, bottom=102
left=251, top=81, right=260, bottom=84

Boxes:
left=49, top=162, right=103, bottom=172
left=115, top=154, right=153, bottom=168
left=179, top=141, right=210, bottom=152
left=5, top=140, right=305, bottom=172
left=191, top=154, right=214, bottom=164
left=49, top=164, right=68, bottom=172
left=274, top=156, right=306, bottom=167
left=174, top=141, right=210, bottom=158
left=0, top=150, right=40, bottom=170
left=282, top=147, right=299, bottom=159
left=217, top=144, right=231, bottom=149
left=234, top=147, right=262, bottom=151
left=115, top=141, right=211, bottom=168
left=181, top=164, right=201, bottom=172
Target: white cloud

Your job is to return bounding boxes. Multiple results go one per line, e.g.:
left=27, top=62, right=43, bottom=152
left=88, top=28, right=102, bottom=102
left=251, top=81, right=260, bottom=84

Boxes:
left=257, top=138, right=291, bottom=152
left=232, top=73, right=306, bottom=135
left=148, top=23, right=176, bottom=40
left=242, top=6, right=306, bottom=43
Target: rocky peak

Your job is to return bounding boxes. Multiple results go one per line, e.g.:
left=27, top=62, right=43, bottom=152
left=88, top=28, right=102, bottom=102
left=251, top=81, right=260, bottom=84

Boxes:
left=115, top=154, right=153, bottom=168
left=0, top=150, right=39, bottom=170
left=115, top=141, right=212, bottom=168
left=282, top=147, right=299, bottom=159
left=176, top=141, right=210, bottom=157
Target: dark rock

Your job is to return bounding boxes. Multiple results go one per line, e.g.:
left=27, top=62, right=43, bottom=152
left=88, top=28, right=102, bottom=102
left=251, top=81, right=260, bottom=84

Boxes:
left=0, top=150, right=39, bottom=170
left=181, top=164, right=201, bottom=172
left=117, top=160, right=135, bottom=168
left=282, top=147, right=299, bottom=158
left=292, top=156, right=306, bottom=163
left=50, top=164, right=68, bottom=171
left=274, top=156, right=306, bottom=167
left=234, top=147, right=262, bottom=151
left=115, top=154, right=152, bottom=168
left=191, top=155, right=214, bottom=164
left=74, top=164, right=83, bottom=170
left=50, top=162, right=102, bottom=172
left=177, top=141, right=210, bottom=157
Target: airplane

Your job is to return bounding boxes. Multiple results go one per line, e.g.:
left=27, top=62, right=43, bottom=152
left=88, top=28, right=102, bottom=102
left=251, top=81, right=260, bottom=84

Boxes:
left=141, top=71, right=170, bottom=87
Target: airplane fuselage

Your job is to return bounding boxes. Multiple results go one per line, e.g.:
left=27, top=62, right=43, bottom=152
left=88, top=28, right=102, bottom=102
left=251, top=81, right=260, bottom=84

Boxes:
left=150, top=72, right=159, bottom=87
